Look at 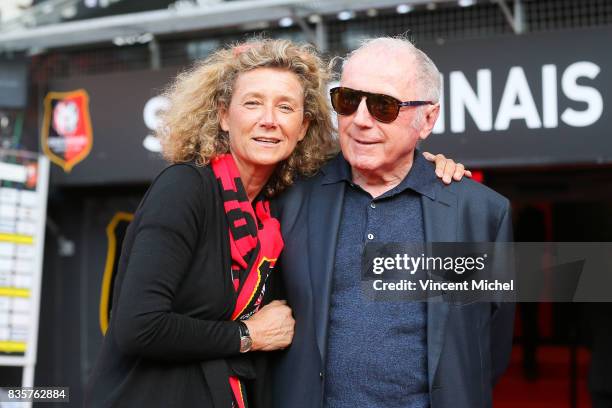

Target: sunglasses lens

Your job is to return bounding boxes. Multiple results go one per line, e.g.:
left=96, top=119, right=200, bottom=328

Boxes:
left=331, top=87, right=401, bottom=123
left=368, top=94, right=400, bottom=123
left=331, top=88, right=361, bottom=115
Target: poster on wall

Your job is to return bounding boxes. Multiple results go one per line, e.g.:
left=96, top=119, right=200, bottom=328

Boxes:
left=46, top=69, right=176, bottom=186
left=41, top=89, right=93, bottom=172
left=43, top=26, right=612, bottom=186
left=420, top=26, right=611, bottom=166
left=0, top=150, right=50, bottom=387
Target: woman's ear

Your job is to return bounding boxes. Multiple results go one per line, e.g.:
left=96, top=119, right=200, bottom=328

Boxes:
left=218, top=103, right=229, bottom=132
left=298, top=114, right=311, bottom=142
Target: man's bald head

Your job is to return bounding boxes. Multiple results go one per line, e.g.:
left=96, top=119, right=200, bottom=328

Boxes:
left=342, top=37, right=441, bottom=104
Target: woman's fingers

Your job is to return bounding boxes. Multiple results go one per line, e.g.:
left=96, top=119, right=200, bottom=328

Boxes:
left=423, top=151, right=471, bottom=183
left=441, top=158, right=455, bottom=184
left=453, top=163, right=465, bottom=181
left=245, top=302, right=295, bottom=351
left=424, top=152, right=447, bottom=178
left=422, top=151, right=435, bottom=161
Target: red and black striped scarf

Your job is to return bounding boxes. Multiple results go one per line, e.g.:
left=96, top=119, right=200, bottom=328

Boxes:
left=211, top=153, right=284, bottom=408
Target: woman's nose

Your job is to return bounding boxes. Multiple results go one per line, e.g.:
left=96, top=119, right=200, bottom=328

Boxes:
left=259, top=105, right=278, bottom=128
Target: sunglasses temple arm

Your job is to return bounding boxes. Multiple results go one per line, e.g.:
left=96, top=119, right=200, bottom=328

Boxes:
left=399, top=101, right=435, bottom=107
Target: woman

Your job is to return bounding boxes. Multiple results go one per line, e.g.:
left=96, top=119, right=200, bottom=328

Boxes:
left=85, top=39, right=466, bottom=407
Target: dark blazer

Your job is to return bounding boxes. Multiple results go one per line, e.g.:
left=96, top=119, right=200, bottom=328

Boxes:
left=272, top=153, right=515, bottom=408
left=85, top=163, right=274, bottom=408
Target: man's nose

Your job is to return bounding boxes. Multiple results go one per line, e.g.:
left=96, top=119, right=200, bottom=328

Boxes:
left=259, top=105, right=278, bottom=129
left=352, top=97, right=374, bottom=127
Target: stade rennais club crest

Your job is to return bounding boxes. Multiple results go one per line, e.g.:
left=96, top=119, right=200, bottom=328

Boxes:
left=41, top=89, right=93, bottom=172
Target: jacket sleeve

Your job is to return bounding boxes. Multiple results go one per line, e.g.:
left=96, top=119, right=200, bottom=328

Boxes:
left=490, top=200, right=516, bottom=385
left=112, top=164, right=240, bottom=362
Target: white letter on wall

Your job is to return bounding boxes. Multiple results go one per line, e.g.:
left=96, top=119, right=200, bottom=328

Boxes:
left=143, top=96, right=170, bottom=152
left=561, top=61, right=603, bottom=127
left=494, top=67, right=542, bottom=130
left=542, top=64, right=558, bottom=128
left=450, top=69, right=492, bottom=133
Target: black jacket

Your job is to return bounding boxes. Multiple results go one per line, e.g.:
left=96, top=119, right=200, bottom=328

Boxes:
left=272, top=152, right=515, bottom=408
left=85, top=163, right=276, bottom=408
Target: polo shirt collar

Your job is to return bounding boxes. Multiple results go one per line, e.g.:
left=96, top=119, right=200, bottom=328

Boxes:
left=321, top=149, right=437, bottom=200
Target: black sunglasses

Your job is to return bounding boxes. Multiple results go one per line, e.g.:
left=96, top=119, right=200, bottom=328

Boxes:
left=330, top=87, right=434, bottom=123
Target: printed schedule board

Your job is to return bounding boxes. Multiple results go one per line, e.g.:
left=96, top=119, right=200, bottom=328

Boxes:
left=0, top=150, right=49, bottom=387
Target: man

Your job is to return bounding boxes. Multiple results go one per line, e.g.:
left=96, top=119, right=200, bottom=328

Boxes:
left=273, top=37, right=514, bottom=408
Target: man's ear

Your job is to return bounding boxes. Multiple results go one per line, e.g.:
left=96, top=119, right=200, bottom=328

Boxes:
left=419, top=103, right=440, bottom=141
left=219, top=103, right=229, bottom=132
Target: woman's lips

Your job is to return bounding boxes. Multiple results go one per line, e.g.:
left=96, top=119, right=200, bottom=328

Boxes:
left=252, top=137, right=281, bottom=145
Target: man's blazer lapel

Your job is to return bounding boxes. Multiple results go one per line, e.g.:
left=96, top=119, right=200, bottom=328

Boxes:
left=422, top=187, right=457, bottom=389
left=308, top=179, right=345, bottom=364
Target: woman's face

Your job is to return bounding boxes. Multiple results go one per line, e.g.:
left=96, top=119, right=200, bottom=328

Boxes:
left=219, top=67, right=310, bottom=178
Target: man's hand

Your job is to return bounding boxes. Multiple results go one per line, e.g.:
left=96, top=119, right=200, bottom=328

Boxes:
left=423, top=152, right=472, bottom=184
left=243, top=300, right=295, bottom=351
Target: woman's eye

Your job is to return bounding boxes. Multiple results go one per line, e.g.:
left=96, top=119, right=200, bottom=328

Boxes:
left=243, top=100, right=261, bottom=107
left=278, top=104, right=294, bottom=112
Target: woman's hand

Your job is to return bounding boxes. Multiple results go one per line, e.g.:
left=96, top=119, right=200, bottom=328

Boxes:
left=423, top=152, right=472, bottom=184
left=243, top=300, right=295, bottom=351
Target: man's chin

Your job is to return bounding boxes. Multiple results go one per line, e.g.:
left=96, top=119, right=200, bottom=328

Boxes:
left=348, top=160, right=382, bottom=175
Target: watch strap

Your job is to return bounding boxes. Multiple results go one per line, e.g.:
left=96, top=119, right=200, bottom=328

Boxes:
left=238, top=321, right=250, bottom=338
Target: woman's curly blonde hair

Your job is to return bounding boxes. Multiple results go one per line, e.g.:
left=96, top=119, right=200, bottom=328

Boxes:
left=159, top=38, right=337, bottom=196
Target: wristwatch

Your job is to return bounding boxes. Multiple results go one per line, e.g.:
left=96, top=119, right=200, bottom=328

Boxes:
left=238, top=321, right=253, bottom=353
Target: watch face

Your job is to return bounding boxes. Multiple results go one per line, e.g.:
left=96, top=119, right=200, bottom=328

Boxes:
left=240, top=336, right=253, bottom=353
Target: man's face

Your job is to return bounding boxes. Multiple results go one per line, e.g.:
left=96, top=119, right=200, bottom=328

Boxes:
left=338, top=49, right=437, bottom=180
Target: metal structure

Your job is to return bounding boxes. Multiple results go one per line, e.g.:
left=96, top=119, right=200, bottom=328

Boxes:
left=493, top=0, right=526, bottom=33
left=0, top=0, right=525, bottom=53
